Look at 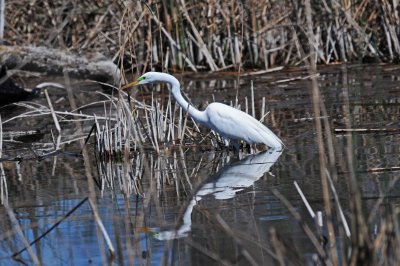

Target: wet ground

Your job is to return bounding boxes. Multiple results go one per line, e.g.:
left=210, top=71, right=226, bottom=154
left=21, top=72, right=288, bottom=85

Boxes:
left=0, top=64, right=399, bottom=265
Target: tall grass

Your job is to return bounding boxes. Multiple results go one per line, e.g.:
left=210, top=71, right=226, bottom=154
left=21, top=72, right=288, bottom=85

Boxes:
left=5, top=0, right=400, bottom=72
left=263, top=2, right=400, bottom=265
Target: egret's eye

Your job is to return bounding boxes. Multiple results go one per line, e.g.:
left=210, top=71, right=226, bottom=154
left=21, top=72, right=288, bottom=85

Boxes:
left=138, top=76, right=146, bottom=81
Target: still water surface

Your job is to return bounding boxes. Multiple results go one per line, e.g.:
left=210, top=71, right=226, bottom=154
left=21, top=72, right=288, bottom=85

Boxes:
left=0, top=64, right=399, bottom=265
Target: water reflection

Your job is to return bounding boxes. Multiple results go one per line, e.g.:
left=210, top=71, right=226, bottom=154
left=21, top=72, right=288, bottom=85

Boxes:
left=155, top=149, right=282, bottom=240
left=0, top=65, right=400, bottom=265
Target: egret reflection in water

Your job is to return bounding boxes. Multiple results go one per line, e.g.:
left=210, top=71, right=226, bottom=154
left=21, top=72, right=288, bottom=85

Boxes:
left=155, top=149, right=282, bottom=240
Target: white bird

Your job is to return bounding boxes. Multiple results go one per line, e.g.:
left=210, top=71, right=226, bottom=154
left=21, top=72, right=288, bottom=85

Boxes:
left=123, top=72, right=283, bottom=149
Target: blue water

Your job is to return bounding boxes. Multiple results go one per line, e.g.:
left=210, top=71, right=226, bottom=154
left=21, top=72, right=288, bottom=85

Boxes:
left=0, top=64, right=399, bottom=265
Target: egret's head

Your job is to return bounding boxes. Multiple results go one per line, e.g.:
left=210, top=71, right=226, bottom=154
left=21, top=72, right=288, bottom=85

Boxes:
left=122, top=72, right=159, bottom=90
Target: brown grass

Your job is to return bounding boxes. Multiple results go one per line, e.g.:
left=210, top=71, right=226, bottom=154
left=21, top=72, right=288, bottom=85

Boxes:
left=4, top=0, right=400, bottom=72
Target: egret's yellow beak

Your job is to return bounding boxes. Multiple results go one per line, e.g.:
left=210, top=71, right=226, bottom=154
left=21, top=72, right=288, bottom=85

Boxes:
left=122, top=80, right=140, bottom=90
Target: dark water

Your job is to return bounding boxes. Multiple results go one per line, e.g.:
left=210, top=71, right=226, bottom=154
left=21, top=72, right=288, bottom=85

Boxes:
left=0, top=64, right=399, bottom=265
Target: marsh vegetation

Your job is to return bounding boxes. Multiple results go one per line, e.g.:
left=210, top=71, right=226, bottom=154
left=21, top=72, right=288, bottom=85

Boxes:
left=1, top=1, right=400, bottom=265
left=4, top=0, right=400, bottom=72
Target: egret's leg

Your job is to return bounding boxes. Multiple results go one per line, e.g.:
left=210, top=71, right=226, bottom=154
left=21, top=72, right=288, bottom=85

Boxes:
left=250, top=144, right=257, bottom=154
left=223, top=138, right=230, bottom=147
left=231, top=140, right=241, bottom=151
left=244, top=142, right=251, bottom=153
left=215, top=138, right=229, bottom=150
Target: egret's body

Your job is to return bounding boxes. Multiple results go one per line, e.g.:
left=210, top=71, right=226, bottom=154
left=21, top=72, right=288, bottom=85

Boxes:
left=123, top=72, right=283, bottom=149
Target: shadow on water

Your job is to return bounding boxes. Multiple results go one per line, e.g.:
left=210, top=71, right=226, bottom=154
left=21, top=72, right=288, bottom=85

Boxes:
left=0, top=64, right=399, bottom=265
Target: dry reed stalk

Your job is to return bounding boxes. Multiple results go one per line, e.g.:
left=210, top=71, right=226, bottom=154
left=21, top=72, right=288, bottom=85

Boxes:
left=11, top=197, right=89, bottom=261
left=293, top=181, right=315, bottom=218
left=393, top=207, right=400, bottom=262
left=6, top=0, right=400, bottom=71
left=183, top=237, right=233, bottom=266
left=325, top=169, right=351, bottom=238
left=0, top=163, right=7, bottom=205
left=61, top=72, right=111, bottom=264
left=115, top=91, right=169, bottom=264
left=272, top=189, right=328, bottom=263
left=339, top=66, right=370, bottom=264
left=144, top=98, right=158, bottom=152
left=88, top=198, right=115, bottom=256
left=250, top=81, right=255, bottom=118
left=270, top=228, right=288, bottom=266
left=261, top=97, right=266, bottom=121
left=147, top=7, right=197, bottom=72
left=44, top=89, right=60, bottom=133
left=6, top=201, right=41, bottom=265
left=305, top=1, right=338, bottom=264
left=214, top=214, right=258, bottom=266
left=0, top=115, right=2, bottom=158
left=334, top=128, right=400, bottom=133
left=167, top=98, right=175, bottom=144
left=178, top=147, right=192, bottom=189
left=0, top=115, right=6, bottom=203
left=245, top=97, right=248, bottom=114
left=180, top=108, right=189, bottom=144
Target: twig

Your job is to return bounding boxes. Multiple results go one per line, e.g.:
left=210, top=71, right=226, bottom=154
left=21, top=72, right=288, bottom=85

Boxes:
left=366, top=166, right=400, bottom=173
left=293, top=181, right=315, bottom=218
left=325, top=169, right=351, bottom=238
left=88, top=198, right=115, bottom=257
left=239, top=66, right=284, bottom=76
left=0, top=115, right=2, bottom=158
left=272, top=189, right=329, bottom=264
left=334, top=128, right=400, bottom=133
left=6, top=202, right=40, bottom=265
left=12, top=197, right=89, bottom=259
left=44, top=89, right=61, bottom=134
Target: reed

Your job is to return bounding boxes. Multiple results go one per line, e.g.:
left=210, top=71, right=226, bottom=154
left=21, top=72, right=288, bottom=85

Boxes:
left=0, top=76, right=274, bottom=161
left=0, top=115, right=6, bottom=205
left=3, top=1, right=400, bottom=260
left=264, top=3, right=400, bottom=265
left=4, top=0, right=400, bottom=72
left=0, top=69, right=398, bottom=264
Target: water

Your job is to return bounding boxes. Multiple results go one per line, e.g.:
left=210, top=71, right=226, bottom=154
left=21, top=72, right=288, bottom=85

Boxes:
left=0, top=64, right=399, bottom=265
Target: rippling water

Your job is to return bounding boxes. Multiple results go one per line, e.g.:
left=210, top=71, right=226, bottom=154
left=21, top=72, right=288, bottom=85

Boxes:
left=0, top=64, right=399, bottom=265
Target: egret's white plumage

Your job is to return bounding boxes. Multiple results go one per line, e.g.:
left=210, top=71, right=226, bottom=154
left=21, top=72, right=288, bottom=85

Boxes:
left=123, top=72, right=283, bottom=149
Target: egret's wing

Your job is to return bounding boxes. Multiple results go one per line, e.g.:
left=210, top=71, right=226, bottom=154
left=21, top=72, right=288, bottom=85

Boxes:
left=206, top=103, right=282, bottom=147
left=206, top=103, right=245, bottom=138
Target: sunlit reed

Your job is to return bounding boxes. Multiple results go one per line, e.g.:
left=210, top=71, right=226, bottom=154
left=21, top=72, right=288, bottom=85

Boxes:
left=5, top=1, right=400, bottom=72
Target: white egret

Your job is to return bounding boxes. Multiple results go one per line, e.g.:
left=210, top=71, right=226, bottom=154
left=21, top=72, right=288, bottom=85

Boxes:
left=123, top=72, right=283, bottom=149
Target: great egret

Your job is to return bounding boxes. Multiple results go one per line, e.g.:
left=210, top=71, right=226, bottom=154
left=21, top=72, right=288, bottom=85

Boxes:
left=123, top=72, right=283, bottom=149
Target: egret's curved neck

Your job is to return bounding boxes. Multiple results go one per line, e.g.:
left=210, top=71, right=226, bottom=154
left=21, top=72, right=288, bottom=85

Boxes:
left=158, top=73, right=207, bottom=124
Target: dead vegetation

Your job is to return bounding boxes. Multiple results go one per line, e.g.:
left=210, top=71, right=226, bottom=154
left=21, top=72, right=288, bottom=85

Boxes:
left=4, top=0, right=400, bottom=72
left=1, top=1, right=400, bottom=265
